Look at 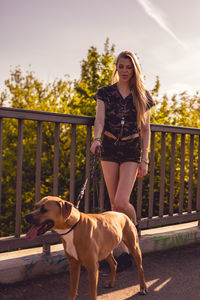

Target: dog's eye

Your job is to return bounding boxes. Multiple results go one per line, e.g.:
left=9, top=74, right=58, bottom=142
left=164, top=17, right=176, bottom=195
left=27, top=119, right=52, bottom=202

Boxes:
left=40, top=206, right=48, bottom=213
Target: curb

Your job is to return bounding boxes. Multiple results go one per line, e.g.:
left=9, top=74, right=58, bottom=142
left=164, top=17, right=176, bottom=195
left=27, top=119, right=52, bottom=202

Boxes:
left=140, top=221, right=200, bottom=253
left=0, top=221, right=199, bottom=284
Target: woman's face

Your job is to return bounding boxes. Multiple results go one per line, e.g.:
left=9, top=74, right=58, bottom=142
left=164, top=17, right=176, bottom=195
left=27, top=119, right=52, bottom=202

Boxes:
left=117, top=57, right=134, bottom=83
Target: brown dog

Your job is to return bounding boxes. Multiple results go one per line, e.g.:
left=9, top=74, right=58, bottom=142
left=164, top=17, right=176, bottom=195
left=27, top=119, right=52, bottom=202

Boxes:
left=25, top=196, right=147, bottom=299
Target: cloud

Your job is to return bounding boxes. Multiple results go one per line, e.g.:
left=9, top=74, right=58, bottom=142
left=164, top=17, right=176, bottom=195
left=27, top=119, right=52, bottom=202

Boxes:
left=136, top=0, right=187, bottom=49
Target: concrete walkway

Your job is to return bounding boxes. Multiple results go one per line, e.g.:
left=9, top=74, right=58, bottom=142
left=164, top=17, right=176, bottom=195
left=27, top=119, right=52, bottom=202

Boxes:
left=0, top=221, right=199, bottom=285
left=1, top=242, right=200, bottom=300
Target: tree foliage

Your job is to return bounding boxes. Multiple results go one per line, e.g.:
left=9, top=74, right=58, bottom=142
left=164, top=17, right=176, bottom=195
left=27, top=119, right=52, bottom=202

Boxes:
left=0, top=38, right=199, bottom=236
left=71, top=38, right=115, bottom=116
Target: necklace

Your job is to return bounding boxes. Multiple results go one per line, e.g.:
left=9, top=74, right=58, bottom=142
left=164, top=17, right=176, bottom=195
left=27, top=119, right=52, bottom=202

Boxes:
left=116, top=83, right=130, bottom=118
left=118, top=98, right=128, bottom=118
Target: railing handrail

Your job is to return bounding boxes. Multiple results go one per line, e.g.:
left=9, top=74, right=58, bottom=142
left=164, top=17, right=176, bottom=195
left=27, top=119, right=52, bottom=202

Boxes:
left=151, top=123, right=200, bottom=135
left=0, top=107, right=200, bottom=134
left=0, top=107, right=94, bottom=125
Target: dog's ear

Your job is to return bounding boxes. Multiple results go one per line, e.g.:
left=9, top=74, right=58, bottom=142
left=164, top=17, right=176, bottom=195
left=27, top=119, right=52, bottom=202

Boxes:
left=58, top=201, right=72, bottom=221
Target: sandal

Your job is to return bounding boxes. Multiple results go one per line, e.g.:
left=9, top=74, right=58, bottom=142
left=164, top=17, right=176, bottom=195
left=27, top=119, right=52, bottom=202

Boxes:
left=116, top=253, right=133, bottom=272
left=136, top=223, right=141, bottom=237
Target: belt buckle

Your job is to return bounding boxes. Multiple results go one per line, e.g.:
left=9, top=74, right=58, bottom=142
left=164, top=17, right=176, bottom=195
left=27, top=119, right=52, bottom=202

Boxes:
left=114, top=138, right=120, bottom=146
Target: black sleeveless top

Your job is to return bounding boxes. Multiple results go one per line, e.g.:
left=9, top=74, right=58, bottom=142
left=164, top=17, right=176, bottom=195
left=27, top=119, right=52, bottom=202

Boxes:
left=93, top=83, right=155, bottom=138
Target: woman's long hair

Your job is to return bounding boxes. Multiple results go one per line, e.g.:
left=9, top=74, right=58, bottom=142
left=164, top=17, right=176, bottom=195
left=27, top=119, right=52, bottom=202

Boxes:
left=112, top=51, right=148, bottom=127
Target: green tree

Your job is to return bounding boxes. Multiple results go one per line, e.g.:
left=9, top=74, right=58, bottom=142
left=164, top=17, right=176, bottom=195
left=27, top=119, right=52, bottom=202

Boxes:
left=70, top=38, right=115, bottom=116
left=149, top=80, right=200, bottom=218
left=0, top=68, right=74, bottom=236
left=0, top=39, right=200, bottom=237
left=66, top=38, right=116, bottom=212
left=0, top=39, right=116, bottom=236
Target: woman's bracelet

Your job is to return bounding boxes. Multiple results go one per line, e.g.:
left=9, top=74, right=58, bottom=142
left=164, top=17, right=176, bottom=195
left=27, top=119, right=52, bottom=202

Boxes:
left=141, top=157, right=149, bottom=164
left=93, top=138, right=101, bottom=144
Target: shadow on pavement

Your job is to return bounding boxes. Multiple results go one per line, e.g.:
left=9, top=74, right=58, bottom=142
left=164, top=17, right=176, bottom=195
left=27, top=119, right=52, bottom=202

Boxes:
left=0, top=243, right=200, bottom=300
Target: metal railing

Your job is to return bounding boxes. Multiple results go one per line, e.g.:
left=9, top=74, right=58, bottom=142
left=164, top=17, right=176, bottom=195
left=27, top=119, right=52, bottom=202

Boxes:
left=0, top=107, right=200, bottom=253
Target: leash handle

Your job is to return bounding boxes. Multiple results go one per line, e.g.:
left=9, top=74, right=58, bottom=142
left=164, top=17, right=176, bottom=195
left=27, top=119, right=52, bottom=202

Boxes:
left=92, top=145, right=102, bottom=212
left=91, top=145, right=101, bottom=177
left=95, top=145, right=102, bottom=158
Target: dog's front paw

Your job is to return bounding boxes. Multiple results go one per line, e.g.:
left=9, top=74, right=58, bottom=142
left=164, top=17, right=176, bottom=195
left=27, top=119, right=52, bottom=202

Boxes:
left=104, top=282, right=114, bottom=289
left=139, top=286, right=148, bottom=295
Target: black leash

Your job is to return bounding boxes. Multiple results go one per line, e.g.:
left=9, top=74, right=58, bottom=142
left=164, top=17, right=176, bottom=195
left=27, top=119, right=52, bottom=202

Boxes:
left=75, top=145, right=101, bottom=210
left=54, top=147, right=101, bottom=237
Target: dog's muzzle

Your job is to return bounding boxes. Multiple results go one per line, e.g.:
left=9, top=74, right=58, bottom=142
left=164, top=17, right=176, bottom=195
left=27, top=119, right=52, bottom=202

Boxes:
left=25, top=213, right=34, bottom=224
left=25, top=214, right=54, bottom=240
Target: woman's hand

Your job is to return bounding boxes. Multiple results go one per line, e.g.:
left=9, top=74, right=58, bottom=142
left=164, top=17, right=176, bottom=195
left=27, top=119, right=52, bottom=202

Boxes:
left=137, top=161, right=148, bottom=178
left=90, top=139, right=101, bottom=155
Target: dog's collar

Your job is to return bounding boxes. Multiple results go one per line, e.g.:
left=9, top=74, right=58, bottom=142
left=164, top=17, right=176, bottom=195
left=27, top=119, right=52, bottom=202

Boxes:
left=54, top=221, right=79, bottom=236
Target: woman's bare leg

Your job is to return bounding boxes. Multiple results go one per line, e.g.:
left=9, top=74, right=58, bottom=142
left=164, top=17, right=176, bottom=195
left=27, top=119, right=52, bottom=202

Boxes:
left=114, top=162, right=139, bottom=252
left=101, top=161, right=139, bottom=253
left=114, top=162, right=139, bottom=224
left=101, top=161, right=119, bottom=209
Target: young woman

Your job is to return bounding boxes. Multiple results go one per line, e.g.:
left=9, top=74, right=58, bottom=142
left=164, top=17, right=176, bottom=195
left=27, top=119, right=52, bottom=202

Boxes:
left=90, top=51, right=155, bottom=271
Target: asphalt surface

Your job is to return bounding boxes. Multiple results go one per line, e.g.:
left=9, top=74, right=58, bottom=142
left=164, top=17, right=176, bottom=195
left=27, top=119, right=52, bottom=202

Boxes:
left=0, top=243, right=200, bottom=300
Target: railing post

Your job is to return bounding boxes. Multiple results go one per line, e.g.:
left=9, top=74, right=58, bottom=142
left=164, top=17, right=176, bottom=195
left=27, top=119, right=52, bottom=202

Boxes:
left=196, top=136, right=200, bottom=212
left=137, top=178, right=143, bottom=220
left=179, top=134, right=185, bottom=213
left=70, top=124, right=76, bottom=204
left=159, top=132, right=166, bottom=217
left=0, top=118, right=3, bottom=214
left=35, top=121, right=42, bottom=202
left=169, top=133, right=176, bottom=216
left=53, top=123, right=60, bottom=196
left=42, top=243, right=51, bottom=255
left=15, top=119, right=23, bottom=237
left=149, top=131, right=155, bottom=218
left=85, top=125, right=91, bottom=212
left=188, top=134, right=194, bottom=212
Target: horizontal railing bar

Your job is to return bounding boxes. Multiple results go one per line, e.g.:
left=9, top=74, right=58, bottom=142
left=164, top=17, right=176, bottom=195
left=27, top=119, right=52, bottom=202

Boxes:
left=0, top=107, right=94, bottom=125
left=0, top=232, right=61, bottom=253
left=151, top=124, right=200, bottom=135
left=1, top=211, right=199, bottom=252
left=1, top=108, right=200, bottom=135
left=140, top=211, right=200, bottom=229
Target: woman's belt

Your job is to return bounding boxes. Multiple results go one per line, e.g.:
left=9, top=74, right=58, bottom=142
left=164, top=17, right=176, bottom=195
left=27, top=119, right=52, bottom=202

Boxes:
left=104, top=131, right=139, bottom=141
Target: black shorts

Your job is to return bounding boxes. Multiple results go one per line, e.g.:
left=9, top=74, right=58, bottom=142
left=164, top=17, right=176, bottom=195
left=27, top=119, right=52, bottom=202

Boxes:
left=101, top=135, right=141, bottom=164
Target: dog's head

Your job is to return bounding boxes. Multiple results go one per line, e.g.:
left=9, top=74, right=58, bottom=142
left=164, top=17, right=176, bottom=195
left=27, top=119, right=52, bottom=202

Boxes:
left=25, top=196, right=78, bottom=240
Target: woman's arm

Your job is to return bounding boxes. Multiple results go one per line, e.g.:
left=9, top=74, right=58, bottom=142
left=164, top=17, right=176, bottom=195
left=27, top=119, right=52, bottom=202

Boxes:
left=138, top=111, right=150, bottom=177
left=141, top=111, right=151, bottom=161
left=90, top=99, right=105, bottom=154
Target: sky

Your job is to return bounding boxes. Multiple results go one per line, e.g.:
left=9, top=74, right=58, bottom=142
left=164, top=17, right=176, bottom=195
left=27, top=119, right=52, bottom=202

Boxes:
left=1, top=0, right=200, bottom=98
